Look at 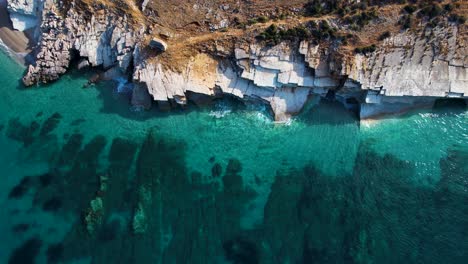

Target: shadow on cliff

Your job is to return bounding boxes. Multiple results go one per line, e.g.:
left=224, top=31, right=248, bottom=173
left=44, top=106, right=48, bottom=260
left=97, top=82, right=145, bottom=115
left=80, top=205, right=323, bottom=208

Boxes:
left=95, top=83, right=263, bottom=122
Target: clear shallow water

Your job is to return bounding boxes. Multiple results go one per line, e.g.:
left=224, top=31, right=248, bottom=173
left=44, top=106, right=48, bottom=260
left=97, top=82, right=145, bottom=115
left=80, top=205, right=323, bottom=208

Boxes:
left=0, top=50, right=467, bottom=264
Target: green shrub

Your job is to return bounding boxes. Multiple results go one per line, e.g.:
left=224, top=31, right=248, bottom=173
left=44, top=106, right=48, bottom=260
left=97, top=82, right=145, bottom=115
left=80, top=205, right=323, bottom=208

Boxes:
left=403, top=4, right=417, bottom=14
left=304, top=0, right=342, bottom=17
left=256, top=24, right=281, bottom=45
left=321, top=20, right=331, bottom=30
left=247, top=18, right=258, bottom=25
left=256, top=22, right=323, bottom=45
left=449, top=14, right=466, bottom=24
left=257, top=16, right=269, bottom=23
left=378, top=31, right=391, bottom=41
left=309, top=20, right=336, bottom=40
left=444, top=4, right=453, bottom=12
left=343, top=9, right=378, bottom=29
left=355, top=44, right=377, bottom=54
left=419, top=4, right=443, bottom=18
left=399, top=14, right=412, bottom=29
left=304, top=0, right=323, bottom=16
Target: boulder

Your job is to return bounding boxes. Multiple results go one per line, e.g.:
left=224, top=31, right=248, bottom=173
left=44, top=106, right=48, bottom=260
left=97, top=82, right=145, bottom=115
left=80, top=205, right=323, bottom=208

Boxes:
left=6, top=0, right=41, bottom=31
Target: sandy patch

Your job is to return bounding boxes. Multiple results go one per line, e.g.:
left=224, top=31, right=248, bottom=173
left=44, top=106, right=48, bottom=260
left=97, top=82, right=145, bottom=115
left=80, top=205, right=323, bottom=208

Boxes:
left=0, top=0, right=33, bottom=58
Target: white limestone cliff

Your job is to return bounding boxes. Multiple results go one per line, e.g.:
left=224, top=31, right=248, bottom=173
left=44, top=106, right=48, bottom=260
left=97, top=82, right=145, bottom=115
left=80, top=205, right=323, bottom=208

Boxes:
left=23, top=0, right=139, bottom=85
left=134, top=26, right=466, bottom=121
left=6, top=0, right=42, bottom=31
left=16, top=0, right=468, bottom=121
left=65, top=7, right=137, bottom=72
left=343, top=26, right=467, bottom=95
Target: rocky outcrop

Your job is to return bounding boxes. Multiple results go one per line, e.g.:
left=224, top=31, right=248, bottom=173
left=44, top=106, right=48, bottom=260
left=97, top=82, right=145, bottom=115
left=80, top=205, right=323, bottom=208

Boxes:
left=6, top=0, right=42, bottom=31
left=216, top=43, right=328, bottom=121
left=133, top=53, right=218, bottom=105
left=23, top=0, right=138, bottom=86
left=16, top=1, right=468, bottom=120
left=23, top=1, right=70, bottom=86
left=65, top=6, right=137, bottom=72
left=342, top=26, right=467, bottom=117
left=134, top=26, right=466, bottom=121
left=341, top=26, right=467, bottom=96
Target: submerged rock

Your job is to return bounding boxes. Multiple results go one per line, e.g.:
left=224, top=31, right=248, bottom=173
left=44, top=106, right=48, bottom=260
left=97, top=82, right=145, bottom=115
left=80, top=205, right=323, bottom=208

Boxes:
left=46, top=243, right=63, bottom=264
left=42, top=197, right=62, bottom=211
left=98, top=219, right=122, bottom=242
left=223, top=237, right=259, bottom=264
left=132, top=202, right=147, bottom=234
left=57, top=133, right=84, bottom=166
left=11, top=223, right=30, bottom=233
left=8, top=176, right=32, bottom=199
left=211, top=163, right=222, bottom=178
left=6, top=118, right=39, bottom=146
left=38, top=172, right=53, bottom=187
left=39, top=112, right=62, bottom=136
left=85, top=197, right=104, bottom=235
left=8, top=237, right=42, bottom=264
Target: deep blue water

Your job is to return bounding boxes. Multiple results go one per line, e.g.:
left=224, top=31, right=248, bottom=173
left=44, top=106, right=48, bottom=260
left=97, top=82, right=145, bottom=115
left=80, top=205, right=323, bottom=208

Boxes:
left=0, top=50, right=467, bottom=264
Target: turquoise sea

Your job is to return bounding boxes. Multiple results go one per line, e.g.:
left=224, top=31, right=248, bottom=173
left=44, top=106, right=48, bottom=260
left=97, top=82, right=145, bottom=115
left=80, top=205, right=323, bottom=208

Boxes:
left=0, top=49, right=467, bottom=264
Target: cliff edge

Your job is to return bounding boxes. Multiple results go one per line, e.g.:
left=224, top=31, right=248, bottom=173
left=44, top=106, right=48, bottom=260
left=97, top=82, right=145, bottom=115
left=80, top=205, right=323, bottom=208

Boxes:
left=5, top=0, right=468, bottom=120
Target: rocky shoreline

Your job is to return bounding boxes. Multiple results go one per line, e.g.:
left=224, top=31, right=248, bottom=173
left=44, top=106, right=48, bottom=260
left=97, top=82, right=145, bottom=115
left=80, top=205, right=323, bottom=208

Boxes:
left=3, top=0, right=467, bottom=121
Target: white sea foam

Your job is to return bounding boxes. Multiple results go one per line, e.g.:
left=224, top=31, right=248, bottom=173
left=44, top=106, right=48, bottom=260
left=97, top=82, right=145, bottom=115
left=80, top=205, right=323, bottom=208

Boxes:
left=209, top=101, right=233, bottom=118
left=209, top=109, right=231, bottom=118
left=0, top=38, right=12, bottom=56
left=0, top=37, right=27, bottom=66
left=418, top=113, right=439, bottom=118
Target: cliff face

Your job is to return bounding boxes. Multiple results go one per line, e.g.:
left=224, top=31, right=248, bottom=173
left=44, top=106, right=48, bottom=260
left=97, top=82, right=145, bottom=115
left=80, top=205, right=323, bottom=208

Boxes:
left=7, top=0, right=468, bottom=120
left=345, top=28, right=466, bottom=98
left=21, top=0, right=138, bottom=86
left=135, top=26, right=467, bottom=120
left=6, top=0, right=42, bottom=31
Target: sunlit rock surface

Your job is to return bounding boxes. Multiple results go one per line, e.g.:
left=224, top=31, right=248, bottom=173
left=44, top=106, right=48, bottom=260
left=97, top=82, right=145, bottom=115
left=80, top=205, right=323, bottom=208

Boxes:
left=6, top=0, right=41, bottom=31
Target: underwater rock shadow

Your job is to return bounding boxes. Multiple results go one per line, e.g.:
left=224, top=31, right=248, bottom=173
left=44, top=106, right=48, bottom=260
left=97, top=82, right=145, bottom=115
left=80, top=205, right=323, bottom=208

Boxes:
left=95, top=85, right=260, bottom=122
left=257, top=142, right=468, bottom=263
left=297, top=99, right=360, bottom=126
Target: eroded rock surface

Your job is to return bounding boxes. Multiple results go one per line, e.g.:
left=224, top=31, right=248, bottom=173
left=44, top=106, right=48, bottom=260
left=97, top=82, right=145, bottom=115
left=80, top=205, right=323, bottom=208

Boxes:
left=23, top=0, right=138, bottom=86
left=6, top=0, right=42, bottom=31
left=12, top=0, right=468, bottom=120
left=23, top=1, right=70, bottom=86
